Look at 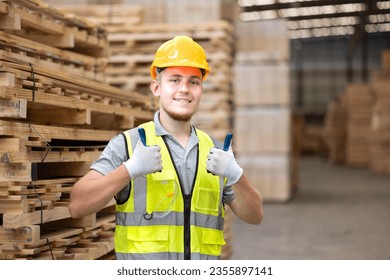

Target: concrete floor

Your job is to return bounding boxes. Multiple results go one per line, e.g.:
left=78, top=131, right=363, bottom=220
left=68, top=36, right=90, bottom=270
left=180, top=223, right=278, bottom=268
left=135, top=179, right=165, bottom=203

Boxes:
left=230, top=155, right=390, bottom=260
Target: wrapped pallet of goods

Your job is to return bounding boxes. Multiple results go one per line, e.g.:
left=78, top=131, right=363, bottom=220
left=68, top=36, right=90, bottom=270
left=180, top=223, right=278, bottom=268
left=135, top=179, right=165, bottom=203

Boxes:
left=0, top=0, right=155, bottom=260
left=233, top=18, right=293, bottom=202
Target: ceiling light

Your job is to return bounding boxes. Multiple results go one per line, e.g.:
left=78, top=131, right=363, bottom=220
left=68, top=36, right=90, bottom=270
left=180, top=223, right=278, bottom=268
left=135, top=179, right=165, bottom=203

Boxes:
left=366, top=22, right=390, bottom=32
left=368, top=14, right=390, bottom=23
left=240, top=10, right=278, bottom=20
left=286, top=16, right=359, bottom=30
left=238, top=0, right=275, bottom=6
left=377, top=1, right=390, bottom=10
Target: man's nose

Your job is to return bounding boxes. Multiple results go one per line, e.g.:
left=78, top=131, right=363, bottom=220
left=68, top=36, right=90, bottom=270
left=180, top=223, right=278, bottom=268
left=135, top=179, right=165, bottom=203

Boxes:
left=179, top=81, right=189, bottom=92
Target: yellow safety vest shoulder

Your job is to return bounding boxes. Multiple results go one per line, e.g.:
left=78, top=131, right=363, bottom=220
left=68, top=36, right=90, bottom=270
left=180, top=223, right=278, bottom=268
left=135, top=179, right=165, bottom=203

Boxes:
left=115, top=121, right=226, bottom=260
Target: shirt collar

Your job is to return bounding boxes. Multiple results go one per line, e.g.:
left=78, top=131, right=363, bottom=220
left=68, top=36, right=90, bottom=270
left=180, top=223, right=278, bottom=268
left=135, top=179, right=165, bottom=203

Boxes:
left=153, top=110, right=197, bottom=140
left=153, top=111, right=168, bottom=137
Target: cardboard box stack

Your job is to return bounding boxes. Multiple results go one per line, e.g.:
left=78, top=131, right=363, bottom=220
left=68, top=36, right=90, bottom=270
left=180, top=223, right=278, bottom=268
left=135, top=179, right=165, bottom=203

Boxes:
left=233, top=19, right=292, bottom=202
left=343, top=83, right=373, bottom=167
left=370, top=49, right=390, bottom=173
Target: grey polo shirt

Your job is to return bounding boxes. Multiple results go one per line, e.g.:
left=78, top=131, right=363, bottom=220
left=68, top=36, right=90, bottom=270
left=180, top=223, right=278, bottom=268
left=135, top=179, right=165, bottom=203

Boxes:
left=91, top=111, right=235, bottom=204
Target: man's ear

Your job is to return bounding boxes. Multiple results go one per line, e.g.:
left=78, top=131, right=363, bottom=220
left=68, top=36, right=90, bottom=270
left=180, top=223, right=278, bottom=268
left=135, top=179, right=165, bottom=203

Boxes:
left=150, top=80, right=160, bottom=97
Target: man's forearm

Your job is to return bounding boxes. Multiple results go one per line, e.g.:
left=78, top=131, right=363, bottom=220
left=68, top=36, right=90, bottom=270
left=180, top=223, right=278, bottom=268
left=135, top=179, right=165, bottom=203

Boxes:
left=229, top=173, right=263, bottom=224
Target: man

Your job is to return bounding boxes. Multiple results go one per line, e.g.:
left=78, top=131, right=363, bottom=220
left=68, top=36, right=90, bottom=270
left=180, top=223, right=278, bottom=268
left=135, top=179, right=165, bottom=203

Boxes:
left=69, top=36, right=263, bottom=260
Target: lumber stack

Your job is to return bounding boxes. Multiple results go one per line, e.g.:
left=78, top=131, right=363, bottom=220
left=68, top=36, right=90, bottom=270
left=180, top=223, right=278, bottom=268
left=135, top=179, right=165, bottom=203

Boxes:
left=343, top=83, right=373, bottom=167
left=369, top=49, right=390, bottom=173
left=0, top=0, right=155, bottom=260
left=0, top=0, right=108, bottom=58
left=233, top=19, right=292, bottom=202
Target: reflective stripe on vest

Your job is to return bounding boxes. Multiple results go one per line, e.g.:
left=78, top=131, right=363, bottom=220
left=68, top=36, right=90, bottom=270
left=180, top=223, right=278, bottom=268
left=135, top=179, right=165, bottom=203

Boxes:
left=115, top=121, right=226, bottom=260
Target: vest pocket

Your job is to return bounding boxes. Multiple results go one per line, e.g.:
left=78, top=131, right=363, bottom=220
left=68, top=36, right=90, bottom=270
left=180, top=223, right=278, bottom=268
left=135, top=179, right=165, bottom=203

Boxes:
left=148, top=170, right=178, bottom=213
left=127, top=226, right=169, bottom=253
left=195, top=187, right=219, bottom=214
left=200, top=228, right=226, bottom=256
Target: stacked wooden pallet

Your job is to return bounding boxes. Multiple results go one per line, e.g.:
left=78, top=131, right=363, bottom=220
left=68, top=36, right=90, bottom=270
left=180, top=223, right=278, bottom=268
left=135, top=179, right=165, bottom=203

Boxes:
left=370, top=51, right=390, bottom=173
left=233, top=19, right=292, bottom=202
left=0, top=0, right=108, bottom=57
left=0, top=0, right=155, bottom=260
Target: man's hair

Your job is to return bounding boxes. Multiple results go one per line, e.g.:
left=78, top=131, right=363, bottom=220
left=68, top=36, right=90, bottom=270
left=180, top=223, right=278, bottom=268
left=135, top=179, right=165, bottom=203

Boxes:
left=155, top=67, right=205, bottom=81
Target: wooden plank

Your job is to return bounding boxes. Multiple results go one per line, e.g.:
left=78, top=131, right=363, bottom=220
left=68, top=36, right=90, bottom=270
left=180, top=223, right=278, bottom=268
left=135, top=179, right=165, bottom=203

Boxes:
left=0, top=119, right=117, bottom=141
left=0, top=12, right=21, bottom=31
left=27, top=106, right=91, bottom=126
left=0, top=87, right=153, bottom=123
left=0, top=160, right=92, bottom=182
left=1, top=149, right=101, bottom=164
left=0, top=195, right=29, bottom=214
left=0, top=225, right=40, bottom=245
left=73, top=239, right=114, bottom=260
left=20, top=31, right=75, bottom=48
left=0, top=137, right=47, bottom=152
left=0, top=72, right=15, bottom=86
left=0, top=162, right=31, bottom=182
left=0, top=61, right=153, bottom=107
left=2, top=206, right=70, bottom=228
left=0, top=98, right=27, bottom=118
left=49, top=214, right=97, bottom=228
left=0, top=49, right=105, bottom=82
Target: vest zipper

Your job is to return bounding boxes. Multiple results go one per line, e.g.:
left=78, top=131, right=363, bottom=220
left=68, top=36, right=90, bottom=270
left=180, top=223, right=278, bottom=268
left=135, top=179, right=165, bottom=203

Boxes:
left=184, top=194, right=191, bottom=260
left=162, top=136, right=198, bottom=260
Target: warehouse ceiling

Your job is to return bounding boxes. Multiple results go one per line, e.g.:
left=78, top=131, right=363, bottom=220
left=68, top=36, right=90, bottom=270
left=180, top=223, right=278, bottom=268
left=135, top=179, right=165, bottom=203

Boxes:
left=238, top=0, right=390, bottom=39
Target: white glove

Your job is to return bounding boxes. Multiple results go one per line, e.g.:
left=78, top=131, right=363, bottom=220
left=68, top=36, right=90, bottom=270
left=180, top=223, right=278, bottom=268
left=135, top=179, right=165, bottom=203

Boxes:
left=206, top=147, right=243, bottom=186
left=123, top=140, right=162, bottom=179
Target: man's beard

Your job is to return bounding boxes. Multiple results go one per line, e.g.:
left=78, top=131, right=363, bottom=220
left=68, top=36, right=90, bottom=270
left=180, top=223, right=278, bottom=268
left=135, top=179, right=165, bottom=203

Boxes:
left=164, top=108, right=194, bottom=122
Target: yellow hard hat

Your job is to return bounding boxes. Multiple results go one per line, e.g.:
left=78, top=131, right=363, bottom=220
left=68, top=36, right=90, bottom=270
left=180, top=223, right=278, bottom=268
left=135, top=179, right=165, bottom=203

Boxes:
left=150, top=36, right=209, bottom=80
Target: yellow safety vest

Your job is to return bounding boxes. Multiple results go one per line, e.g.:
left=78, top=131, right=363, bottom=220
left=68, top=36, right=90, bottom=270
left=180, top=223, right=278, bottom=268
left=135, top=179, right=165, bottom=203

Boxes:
left=115, top=121, right=226, bottom=260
